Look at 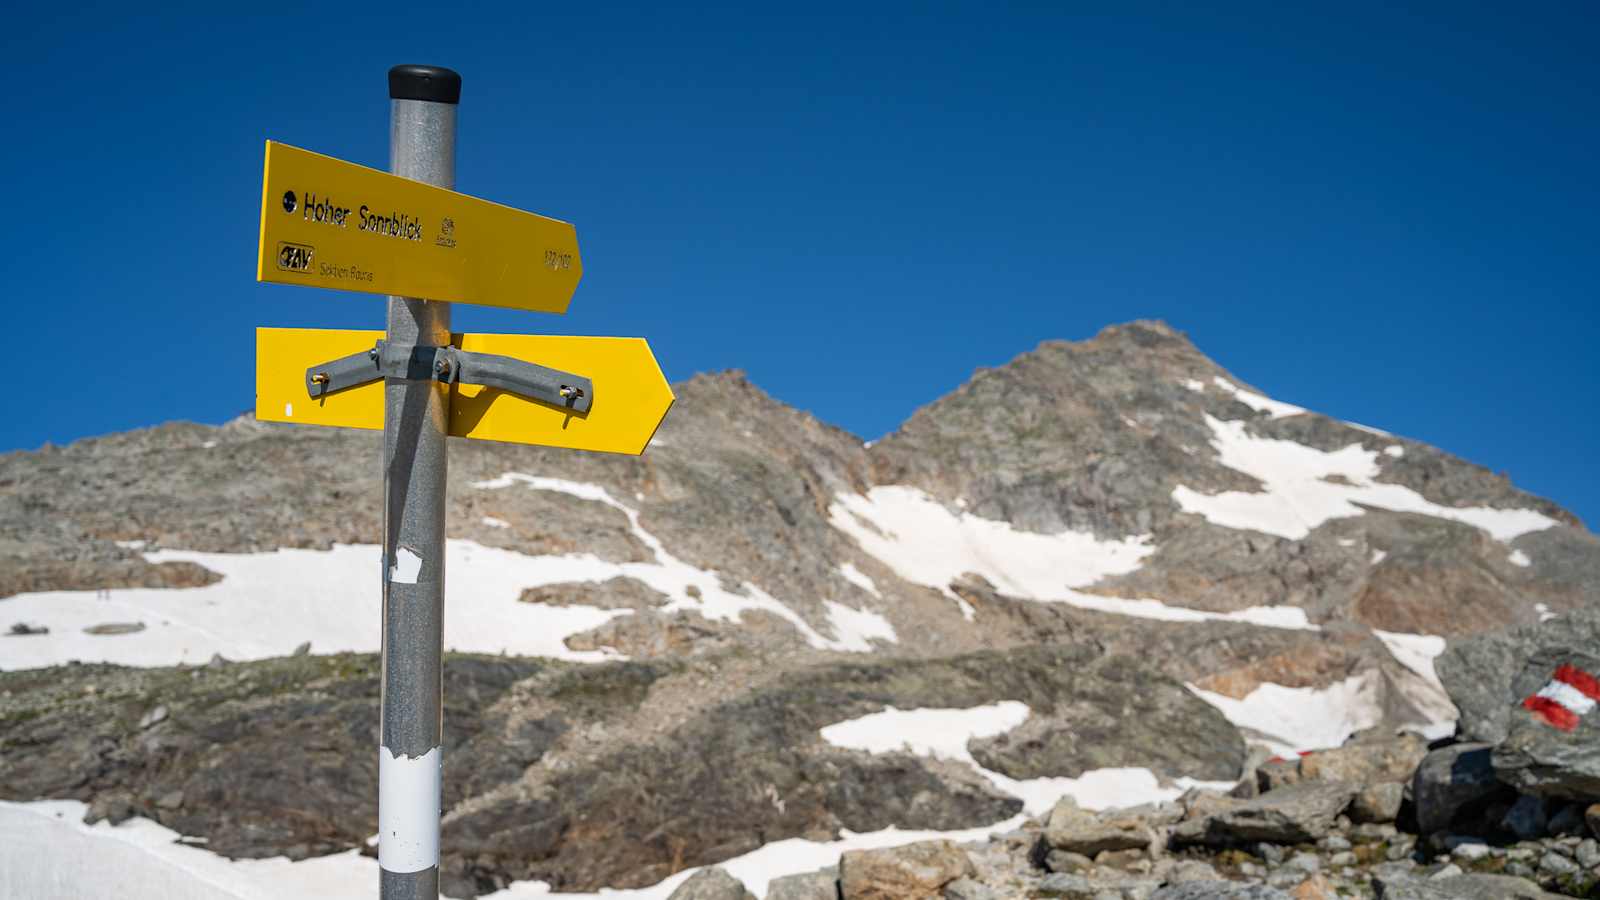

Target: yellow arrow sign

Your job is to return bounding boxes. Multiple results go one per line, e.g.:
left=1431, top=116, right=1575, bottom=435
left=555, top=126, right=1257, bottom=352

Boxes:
left=256, top=328, right=673, bottom=455
left=256, top=142, right=582, bottom=313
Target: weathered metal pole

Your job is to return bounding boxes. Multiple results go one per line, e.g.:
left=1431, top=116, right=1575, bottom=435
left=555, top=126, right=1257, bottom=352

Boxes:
left=379, top=63, right=459, bottom=900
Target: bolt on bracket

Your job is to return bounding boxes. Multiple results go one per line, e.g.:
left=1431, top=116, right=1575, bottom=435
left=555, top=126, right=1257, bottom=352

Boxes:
left=305, top=341, right=593, bottom=414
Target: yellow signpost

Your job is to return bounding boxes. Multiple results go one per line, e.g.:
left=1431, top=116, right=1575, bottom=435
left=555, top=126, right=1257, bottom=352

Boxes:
left=257, top=141, right=583, bottom=313
left=258, top=65, right=671, bottom=898
left=255, top=328, right=674, bottom=455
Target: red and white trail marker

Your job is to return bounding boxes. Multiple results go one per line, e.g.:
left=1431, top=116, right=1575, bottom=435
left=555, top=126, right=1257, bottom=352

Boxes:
left=1522, top=664, right=1600, bottom=732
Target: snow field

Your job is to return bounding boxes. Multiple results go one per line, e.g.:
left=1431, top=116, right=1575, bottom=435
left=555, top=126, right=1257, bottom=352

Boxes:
left=818, top=703, right=1232, bottom=815
left=1, top=476, right=899, bottom=671
left=1173, top=415, right=1558, bottom=542
left=471, top=475, right=897, bottom=653
left=828, top=486, right=1314, bottom=630
left=1187, top=674, right=1385, bottom=758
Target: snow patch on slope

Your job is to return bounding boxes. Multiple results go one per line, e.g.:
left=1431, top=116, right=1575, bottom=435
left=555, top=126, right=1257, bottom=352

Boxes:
left=4, top=475, right=899, bottom=670
left=837, top=562, right=881, bottom=597
left=830, top=486, right=1314, bottom=630
left=1174, top=415, right=1558, bottom=542
left=475, top=474, right=893, bottom=653
left=1372, top=629, right=1458, bottom=739
left=819, top=703, right=1232, bottom=815
left=1210, top=377, right=1307, bottom=419
left=0, top=542, right=624, bottom=670
left=1188, top=674, right=1385, bottom=757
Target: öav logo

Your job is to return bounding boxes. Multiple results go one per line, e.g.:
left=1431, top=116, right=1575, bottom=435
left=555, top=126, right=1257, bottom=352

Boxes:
left=276, top=241, right=314, bottom=272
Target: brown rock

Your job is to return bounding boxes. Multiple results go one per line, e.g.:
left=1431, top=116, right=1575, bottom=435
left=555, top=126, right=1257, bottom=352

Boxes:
left=1298, top=733, right=1428, bottom=784
left=1289, top=874, right=1335, bottom=900
left=840, top=840, right=974, bottom=900
left=1587, top=803, right=1600, bottom=838
left=1349, top=782, right=1405, bottom=824
left=1044, top=797, right=1153, bottom=855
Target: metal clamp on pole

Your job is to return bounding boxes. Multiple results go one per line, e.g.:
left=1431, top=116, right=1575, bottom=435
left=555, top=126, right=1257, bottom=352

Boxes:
left=305, top=341, right=594, bottom=414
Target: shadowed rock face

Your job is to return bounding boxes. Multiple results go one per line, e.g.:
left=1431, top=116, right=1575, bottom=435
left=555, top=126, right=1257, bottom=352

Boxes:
left=2, top=320, right=1597, bottom=896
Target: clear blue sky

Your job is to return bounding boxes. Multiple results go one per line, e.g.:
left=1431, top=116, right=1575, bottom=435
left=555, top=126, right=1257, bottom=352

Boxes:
left=5, top=3, right=1596, bottom=526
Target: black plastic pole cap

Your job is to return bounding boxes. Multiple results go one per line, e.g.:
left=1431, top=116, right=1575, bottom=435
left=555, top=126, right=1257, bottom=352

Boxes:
left=389, top=65, right=462, bottom=104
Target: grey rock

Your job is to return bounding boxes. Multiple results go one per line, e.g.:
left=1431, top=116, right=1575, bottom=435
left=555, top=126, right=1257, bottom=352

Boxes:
left=1371, top=871, right=1557, bottom=899
left=7, top=622, right=48, bottom=636
left=1256, top=843, right=1285, bottom=865
left=767, top=870, right=839, bottom=900
left=1175, top=782, right=1355, bottom=846
left=1538, top=851, right=1578, bottom=877
left=1350, top=782, right=1405, bottom=824
left=292, top=641, right=311, bottom=656
left=138, top=705, right=168, bottom=729
left=1437, top=609, right=1600, bottom=744
left=1577, top=838, right=1600, bottom=869
left=1317, top=835, right=1350, bottom=852
left=941, top=877, right=996, bottom=900
left=1450, top=841, right=1491, bottom=861
left=1284, top=853, right=1319, bottom=875
left=156, top=789, right=184, bottom=810
left=1493, top=651, right=1600, bottom=800
left=1328, top=851, right=1355, bottom=867
left=1163, top=860, right=1221, bottom=883
left=1045, top=797, right=1155, bottom=855
left=1035, top=874, right=1097, bottom=898
left=668, top=868, right=756, bottom=900
left=1426, top=863, right=1462, bottom=879
left=839, top=840, right=973, bottom=900
left=1045, top=850, right=1094, bottom=873
left=1350, top=822, right=1397, bottom=843
left=1149, top=883, right=1290, bottom=899
left=1411, top=743, right=1513, bottom=835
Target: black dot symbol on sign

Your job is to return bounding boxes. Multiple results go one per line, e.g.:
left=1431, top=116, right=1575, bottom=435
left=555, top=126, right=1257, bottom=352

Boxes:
left=282, top=191, right=298, bottom=214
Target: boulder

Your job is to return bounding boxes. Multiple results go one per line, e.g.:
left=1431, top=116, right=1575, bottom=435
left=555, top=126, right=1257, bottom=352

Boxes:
left=668, top=868, right=757, bottom=900
left=1297, top=733, right=1428, bottom=785
left=1045, top=796, right=1155, bottom=855
left=1410, top=743, right=1513, bottom=835
left=767, top=870, right=839, bottom=900
left=1348, top=782, right=1404, bottom=824
left=839, top=840, right=973, bottom=900
left=1492, top=651, right=1600, bottom=800
left=1436, top=609, right=1600, bottom=744
left=1173, top=782, right=1355, bottom=845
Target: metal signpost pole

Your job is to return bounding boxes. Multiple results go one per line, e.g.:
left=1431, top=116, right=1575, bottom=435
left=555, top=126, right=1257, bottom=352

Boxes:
left=379, top=64, right=460, bottom=900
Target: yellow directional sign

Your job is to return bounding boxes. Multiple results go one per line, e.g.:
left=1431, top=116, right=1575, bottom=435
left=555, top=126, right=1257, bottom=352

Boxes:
left=256, top=328, right=674, bottom=455
left=256, top=142, right=582, bottom=313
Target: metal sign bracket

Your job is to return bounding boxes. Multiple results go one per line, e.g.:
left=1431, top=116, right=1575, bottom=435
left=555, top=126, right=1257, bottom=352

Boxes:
left=306, top=340, right=593, bottom=413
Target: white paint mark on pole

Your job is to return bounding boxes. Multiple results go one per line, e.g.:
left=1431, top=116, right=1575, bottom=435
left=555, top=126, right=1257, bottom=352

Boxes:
left=378, top=745, right=441, bottom=873
left=284, top=403, right=293, bottom=418
left=389, top=548, right=422, bottom=585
